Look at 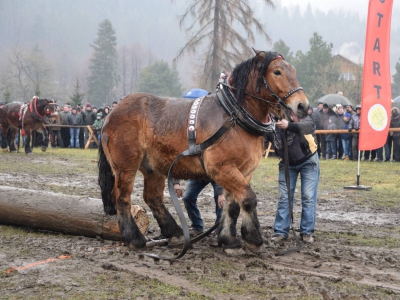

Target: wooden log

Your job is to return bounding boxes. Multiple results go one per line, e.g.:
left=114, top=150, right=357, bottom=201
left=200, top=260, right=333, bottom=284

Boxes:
left=0, top=186, right=149, bottom=241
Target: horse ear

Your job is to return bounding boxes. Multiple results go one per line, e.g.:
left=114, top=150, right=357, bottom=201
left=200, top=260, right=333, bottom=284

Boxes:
left=252, top=48, right=265, bottom=61
left=252, top=47, right=260, bottom=55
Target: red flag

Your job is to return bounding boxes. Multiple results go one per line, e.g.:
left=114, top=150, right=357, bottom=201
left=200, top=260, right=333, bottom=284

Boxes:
left=359, top=0, right=393, bottom=150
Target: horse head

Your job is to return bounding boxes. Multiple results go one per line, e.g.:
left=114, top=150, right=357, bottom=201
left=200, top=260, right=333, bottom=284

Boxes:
left=230, top=49, right=309, bottom=123
left=34, top=97, right=56, bottom=116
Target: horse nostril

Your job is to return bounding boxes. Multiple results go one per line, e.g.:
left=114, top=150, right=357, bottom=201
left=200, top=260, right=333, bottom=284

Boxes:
left=298, top=103, right=305, bottom=111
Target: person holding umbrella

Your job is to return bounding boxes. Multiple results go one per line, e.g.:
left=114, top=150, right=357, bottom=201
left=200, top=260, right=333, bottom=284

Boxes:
left=319, top=103, right=336, bottom=159
left=348, top=104, right=362, bottom=161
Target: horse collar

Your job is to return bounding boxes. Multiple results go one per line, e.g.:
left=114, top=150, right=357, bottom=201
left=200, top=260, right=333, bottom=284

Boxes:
left=29, top=96, right=45, bottom=122
left=216, top=81, right=276, bottom=136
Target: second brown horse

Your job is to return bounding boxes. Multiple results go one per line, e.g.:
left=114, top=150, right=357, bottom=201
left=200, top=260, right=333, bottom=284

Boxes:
left=98, top=50, right=309, bottom=255
left=0, top=97, right=55, bottom=154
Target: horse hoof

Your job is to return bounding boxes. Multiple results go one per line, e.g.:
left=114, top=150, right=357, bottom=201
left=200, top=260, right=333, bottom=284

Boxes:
left=26, top=152, right=33, bottom=155
left=245, top=243, right=264, bottom=256
left=41, top=146, right=47, bottom=152
left=168, top=236, right=184, bottom=244
left=223, top=247, right=245, bottom=256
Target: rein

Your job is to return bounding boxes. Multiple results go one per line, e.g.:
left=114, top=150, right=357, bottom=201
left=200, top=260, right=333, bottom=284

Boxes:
left=144, top=97, right=234, bottom=260
left=261, top=77, right=303, bottom=111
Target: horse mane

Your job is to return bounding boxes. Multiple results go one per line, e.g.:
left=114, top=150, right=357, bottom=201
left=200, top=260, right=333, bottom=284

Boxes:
left=230, top=51, right=281, bottom=106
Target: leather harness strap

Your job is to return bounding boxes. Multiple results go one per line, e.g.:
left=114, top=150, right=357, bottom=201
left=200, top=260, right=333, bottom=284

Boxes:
left=145, top=97, right=234, bottom=260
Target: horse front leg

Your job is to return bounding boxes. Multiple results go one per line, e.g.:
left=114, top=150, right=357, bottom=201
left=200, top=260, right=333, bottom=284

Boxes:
left=215, top=168, right=263, bottom=254
left=38, top=125, right=49, bottom=152
left=24, top=129, right=33, bottom=155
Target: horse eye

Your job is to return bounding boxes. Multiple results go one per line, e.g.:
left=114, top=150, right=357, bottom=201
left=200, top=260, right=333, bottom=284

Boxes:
left=273, top=70, right=281, bottom=76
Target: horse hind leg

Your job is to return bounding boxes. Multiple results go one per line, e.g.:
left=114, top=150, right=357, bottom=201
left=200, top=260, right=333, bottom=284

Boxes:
left=113, top=170, right=147, bottom=249
left=100, top=134, right=147, bottom=249
left=141, top=167, right=183, bottom=242
left=8, top=128, right=18, bottom=152
left=1, top=126, right=10, bottom=151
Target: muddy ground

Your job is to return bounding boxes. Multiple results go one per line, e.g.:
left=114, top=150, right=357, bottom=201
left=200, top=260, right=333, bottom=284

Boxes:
left=0, top=151, right=400, bottom=299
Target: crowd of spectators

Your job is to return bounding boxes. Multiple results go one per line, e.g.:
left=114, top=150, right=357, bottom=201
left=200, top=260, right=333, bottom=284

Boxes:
left=308, top=100, right=400, bottom=162
left=4, top=95, right=399, bottom=159
left=47, top=100, right=118, bottom=149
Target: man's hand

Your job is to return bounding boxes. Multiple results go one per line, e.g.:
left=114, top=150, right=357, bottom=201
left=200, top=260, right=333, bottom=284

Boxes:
left=276, top=119, right=289, bottom=129
left=173, top=183, right=183, bottom=198
left=217, top=194, right=226, bottom=209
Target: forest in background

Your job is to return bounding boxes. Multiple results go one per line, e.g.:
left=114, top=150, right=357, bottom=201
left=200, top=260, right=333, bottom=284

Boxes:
left=0, top=0, right=399, bottom=105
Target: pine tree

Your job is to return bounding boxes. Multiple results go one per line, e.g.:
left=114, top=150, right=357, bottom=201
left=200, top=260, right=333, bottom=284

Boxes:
left=392, top=58, right=400, bottom=98
left=137, top=61, right=182, bottom=97
left=87, top=19, right=118, bottom=107
left=293, top=32, right=340, bottom=105
left=174, top=0, right=274, bottom=91
left=272, top=40, right=294, bottom=64
left=69, top=79, right=85, bottom=107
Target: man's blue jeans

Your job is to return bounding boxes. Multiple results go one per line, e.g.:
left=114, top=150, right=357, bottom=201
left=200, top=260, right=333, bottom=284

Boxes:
left=342, top=138, right=352, bottom=158
left=69, top=128, right=80, bottom=148
left=182, top=179, right=222, bottom=232
left=376, top=143, right=390, bottom=161
left=274, top=152, right=320, bottom=238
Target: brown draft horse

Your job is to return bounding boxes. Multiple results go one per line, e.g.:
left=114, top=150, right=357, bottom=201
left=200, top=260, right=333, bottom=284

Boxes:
left=98, top=50, right=309, bottom=255
left=0, top=96, right=55, bottom=154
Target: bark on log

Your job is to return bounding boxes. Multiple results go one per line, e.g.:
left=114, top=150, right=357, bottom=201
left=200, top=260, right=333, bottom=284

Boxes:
left=0, top=186, right=149, bottom=241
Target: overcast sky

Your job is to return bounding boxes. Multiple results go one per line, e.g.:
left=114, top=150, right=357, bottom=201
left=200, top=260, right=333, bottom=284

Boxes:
left=279, top=0, right=399, bottom=17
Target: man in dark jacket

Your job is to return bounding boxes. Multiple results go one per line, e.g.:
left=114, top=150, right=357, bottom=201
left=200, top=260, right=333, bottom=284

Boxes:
left=264, top=116, right=320, bottom=244
left=50, top=105, right=64, bottom=148
left=319, top=103, right=336, bottom=159
left=82, top=103, right=96, bottom=148
left=68, top=107, right=83, bottom=148
left=348, top=104, right=361, bottom=160
left=60, top=104, right=70, bottom=148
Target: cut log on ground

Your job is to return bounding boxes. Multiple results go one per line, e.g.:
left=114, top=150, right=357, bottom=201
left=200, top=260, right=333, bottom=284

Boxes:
left=0, top=186, right=149, bottom=241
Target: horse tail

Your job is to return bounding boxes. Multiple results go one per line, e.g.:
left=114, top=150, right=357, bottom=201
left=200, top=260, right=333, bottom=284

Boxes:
left=98, top=139, right=117, bottom=215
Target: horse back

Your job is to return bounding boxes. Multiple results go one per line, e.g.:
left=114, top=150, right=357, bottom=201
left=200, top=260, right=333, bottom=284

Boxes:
left=0, top=103, right=21, bottom=129
left=103, top=92, right=263, bottom=181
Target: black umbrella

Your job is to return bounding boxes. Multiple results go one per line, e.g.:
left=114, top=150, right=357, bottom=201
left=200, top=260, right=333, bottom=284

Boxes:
left=318, top=94, right=353, bottom=107
left=393, top=96, right=400, bottom=108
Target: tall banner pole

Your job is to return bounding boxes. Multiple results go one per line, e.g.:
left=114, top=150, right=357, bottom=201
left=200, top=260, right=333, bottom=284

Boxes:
left=345, top=0, right=393, bottom=191
left=359, top=0, right=393, bottom=150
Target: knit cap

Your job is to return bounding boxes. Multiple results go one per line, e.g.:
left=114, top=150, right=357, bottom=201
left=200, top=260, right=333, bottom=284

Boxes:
left=344, top=113, right=351, bottom=118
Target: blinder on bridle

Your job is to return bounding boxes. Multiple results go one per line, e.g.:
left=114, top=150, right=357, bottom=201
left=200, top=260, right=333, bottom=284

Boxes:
left=253, top=54, right=303, bottom=113
left=246, top=54, right=303, bottom=122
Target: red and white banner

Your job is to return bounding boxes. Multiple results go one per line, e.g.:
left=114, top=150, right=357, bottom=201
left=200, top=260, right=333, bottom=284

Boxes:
left=359, top=0, right=393, bottom=150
